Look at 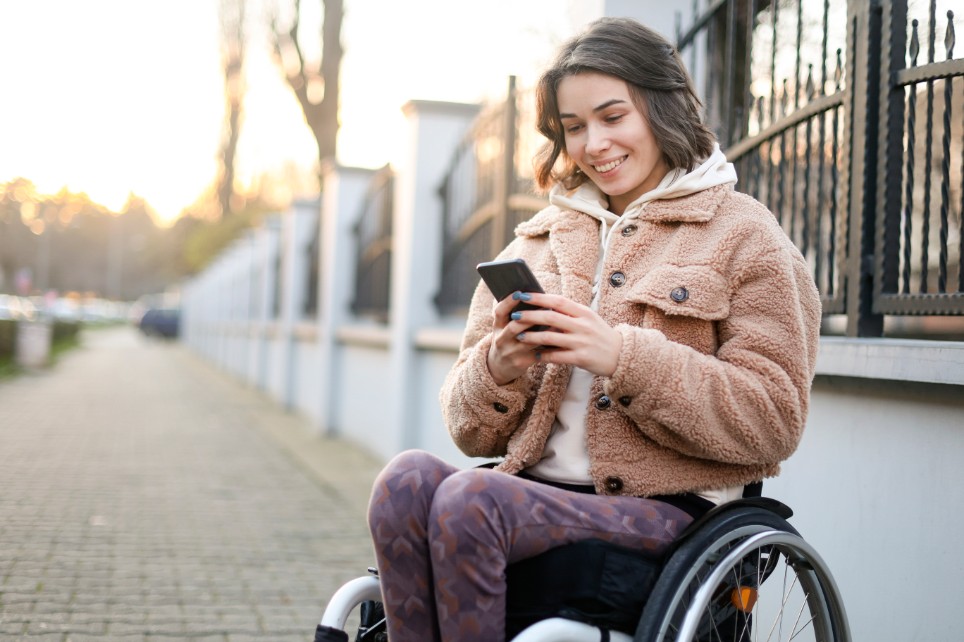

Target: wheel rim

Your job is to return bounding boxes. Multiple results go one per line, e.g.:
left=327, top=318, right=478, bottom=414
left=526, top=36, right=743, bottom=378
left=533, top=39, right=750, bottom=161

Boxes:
left=658, top=530, right=850, bottom=642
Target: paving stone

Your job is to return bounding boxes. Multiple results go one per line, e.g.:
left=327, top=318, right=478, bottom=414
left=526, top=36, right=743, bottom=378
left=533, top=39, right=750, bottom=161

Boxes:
left=0, top=327, right=384, bottom=640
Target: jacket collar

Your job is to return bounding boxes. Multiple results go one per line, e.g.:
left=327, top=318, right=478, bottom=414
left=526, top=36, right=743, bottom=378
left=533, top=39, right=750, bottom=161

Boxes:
left=515, top=184, right=731, bottom=238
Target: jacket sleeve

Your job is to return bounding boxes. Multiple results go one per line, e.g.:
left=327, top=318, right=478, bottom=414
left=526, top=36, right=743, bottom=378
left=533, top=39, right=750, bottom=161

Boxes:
left=603, top=230, right=822, bottom=467
left=439, top=267, right=538, bottom=458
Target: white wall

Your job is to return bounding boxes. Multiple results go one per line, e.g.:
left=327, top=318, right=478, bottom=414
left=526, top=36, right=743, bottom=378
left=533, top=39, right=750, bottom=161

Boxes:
left=768, top=376, right=964, bottom=642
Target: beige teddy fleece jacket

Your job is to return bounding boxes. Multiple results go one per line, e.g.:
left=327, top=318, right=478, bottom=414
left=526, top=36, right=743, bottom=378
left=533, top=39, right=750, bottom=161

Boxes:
left=440, top=183, right=822, bottom=498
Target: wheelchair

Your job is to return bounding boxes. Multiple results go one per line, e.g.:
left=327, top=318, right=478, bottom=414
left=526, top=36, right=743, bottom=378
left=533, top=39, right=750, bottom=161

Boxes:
left=316, top=496, right=850, bottom=642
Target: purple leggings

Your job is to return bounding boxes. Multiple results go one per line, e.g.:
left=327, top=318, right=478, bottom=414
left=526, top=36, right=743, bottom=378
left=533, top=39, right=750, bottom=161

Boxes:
left=367, top=450, right=694, bottom=642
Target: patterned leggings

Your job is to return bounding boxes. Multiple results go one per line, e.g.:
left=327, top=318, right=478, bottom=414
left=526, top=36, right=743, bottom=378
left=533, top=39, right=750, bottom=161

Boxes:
left=367, top=450, right=694, bottom=642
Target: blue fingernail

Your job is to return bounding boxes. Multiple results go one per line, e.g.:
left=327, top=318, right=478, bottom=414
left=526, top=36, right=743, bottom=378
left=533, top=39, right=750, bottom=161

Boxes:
left=510, top=312, right=522, bottom=321
left=516, top=333, right=526, bottom=341
left=511, top=291, right=532, bottom=302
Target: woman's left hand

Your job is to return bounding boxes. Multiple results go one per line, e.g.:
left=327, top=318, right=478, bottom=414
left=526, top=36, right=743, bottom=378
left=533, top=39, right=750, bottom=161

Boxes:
left=511, top=292, right=623, bottom=377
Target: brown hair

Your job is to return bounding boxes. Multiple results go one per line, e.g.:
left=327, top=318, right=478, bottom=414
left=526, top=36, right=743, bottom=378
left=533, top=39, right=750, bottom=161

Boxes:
left=533, top=17, right=715, bottom=192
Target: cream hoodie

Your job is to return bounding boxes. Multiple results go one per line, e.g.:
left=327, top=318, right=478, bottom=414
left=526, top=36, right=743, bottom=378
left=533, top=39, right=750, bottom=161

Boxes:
left=526, top=144, right=744, bottom=504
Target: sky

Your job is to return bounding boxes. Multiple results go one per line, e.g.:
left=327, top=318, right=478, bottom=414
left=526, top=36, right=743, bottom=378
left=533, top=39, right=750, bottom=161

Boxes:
left=0, top=0, right=601, bottom=225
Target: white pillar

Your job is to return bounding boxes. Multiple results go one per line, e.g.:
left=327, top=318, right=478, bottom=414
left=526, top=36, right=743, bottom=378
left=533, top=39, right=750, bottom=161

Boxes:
left=255, top=215, right=282, bottom=392
left=316, top=161, right=377, bottom=435
left=388, top=100, right=480, bottom=450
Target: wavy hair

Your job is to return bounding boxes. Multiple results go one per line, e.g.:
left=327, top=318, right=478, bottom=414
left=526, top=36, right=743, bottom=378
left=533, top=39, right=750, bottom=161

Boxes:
left=533, top=17, right=715, bottom=192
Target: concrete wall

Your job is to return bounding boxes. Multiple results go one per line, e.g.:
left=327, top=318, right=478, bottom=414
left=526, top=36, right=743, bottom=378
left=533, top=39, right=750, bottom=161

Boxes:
left=768, top=375, right=964, bottom=641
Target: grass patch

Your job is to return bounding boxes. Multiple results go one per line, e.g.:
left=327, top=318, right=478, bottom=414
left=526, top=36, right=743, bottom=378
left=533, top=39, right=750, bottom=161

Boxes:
left=50, top=334, right=81, bottom=360
left=0, top=355, right=18, bottom=380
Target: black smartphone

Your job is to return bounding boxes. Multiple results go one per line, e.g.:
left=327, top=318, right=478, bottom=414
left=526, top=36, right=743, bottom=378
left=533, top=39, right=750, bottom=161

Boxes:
left=476, top=258, right=548, bottom=331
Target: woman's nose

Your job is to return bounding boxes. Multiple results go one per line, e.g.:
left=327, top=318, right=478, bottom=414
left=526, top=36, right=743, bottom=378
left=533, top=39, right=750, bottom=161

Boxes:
left=585, top=124, right=610, bottom=154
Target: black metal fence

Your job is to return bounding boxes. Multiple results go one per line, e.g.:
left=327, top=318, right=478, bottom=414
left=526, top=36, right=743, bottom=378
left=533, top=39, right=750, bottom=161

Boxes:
left=351, top=165, right=394, bottom=320
left=877, top=0, right=964, bottom=321
left=303, top=215, right=320, bottom=318
left=680, top=0, right=849, bottom=319
left=378, top=0, right=963, bottom=337
left=434, top=77, right=548, bottom=315
left=677, top=0, right=962, bottom=336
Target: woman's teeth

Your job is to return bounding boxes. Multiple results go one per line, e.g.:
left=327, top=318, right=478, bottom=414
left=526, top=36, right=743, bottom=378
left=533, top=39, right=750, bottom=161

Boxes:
left=594, top=157, right=625, bottom=173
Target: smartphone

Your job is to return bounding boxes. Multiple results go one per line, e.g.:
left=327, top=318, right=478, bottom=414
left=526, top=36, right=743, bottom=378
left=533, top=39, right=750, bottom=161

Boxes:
left=476, top=258, right=548, bottom=331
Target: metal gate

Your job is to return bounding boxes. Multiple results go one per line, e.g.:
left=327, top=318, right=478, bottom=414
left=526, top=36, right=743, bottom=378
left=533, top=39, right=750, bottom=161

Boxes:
left=677, top=0, right=963, bottom=336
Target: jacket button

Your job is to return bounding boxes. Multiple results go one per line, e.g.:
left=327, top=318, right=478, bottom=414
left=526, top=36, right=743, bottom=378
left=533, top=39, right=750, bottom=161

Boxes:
left=493, top=402, right=509, bottom=413
left=595, top=395, right=611, bottom=409
left=618, top=396, right=632, bottom=407
left=670, top=286, right=689, bottom=302
left=609, top=272, right=626, bottom=287
left=605, top=476, right=624, bottom=493
left=620, top=225, right=638, bottom=237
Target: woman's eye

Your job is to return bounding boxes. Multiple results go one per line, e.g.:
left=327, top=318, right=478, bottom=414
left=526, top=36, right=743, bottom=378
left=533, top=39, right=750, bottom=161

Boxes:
left=605, top=114, right=624, bottom=124
left=565, top=124, right=583, bottom=134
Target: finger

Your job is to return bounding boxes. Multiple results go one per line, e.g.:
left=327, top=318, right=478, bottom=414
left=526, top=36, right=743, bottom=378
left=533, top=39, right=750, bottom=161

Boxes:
left=522, top=292, right=588, bottom=316
left=509, top=308, right=580, bottom=335
left=491, top=292, right=526, bottom=330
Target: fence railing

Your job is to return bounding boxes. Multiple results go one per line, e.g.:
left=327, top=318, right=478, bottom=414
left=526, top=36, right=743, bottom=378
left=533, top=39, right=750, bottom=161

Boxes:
left=434, top=77, right=547, bottom=316
left=676, top=0, right=962, bottom=337
left=877, top=0, right=964, bottom=318
left=303, top=214, right=320, bottom=318
left=351, top=165, right=394, bottom=321
left=366, top=0, right=963, bottom=338
left=679, top=0, right=851, bottom=318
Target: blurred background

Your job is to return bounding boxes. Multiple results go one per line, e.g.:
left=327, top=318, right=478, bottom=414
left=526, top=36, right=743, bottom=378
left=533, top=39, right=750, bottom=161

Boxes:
left=0, top=0, right=598, bottom=313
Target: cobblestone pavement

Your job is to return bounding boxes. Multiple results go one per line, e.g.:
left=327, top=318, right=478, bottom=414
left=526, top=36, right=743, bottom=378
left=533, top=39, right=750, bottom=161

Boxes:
left=0, top=326, right=385, bottom=641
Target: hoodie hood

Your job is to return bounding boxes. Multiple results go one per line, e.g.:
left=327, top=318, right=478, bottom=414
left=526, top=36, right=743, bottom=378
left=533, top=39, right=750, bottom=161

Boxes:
left=545, top=142, right=738, bottom=304
left=548, top=142, right=738, bottom=224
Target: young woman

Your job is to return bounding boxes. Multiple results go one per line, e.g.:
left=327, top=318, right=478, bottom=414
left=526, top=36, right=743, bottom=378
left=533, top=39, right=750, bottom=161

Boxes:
left=367, top=17, right=821, bottom=642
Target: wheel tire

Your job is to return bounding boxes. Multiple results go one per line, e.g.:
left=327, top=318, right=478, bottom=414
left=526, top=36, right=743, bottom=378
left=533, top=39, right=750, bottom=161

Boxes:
left=634, top=507, right=849, bottom=642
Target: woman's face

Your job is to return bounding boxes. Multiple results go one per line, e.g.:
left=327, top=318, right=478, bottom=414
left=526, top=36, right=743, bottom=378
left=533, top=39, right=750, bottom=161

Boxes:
left=557, top=72, right=668, bottom=215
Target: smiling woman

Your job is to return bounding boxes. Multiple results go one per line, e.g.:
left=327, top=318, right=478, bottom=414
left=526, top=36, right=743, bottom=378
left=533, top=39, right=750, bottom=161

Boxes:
left=360, top=16, right=823, bottom=642
left=556, top=73, right=670, bottom=214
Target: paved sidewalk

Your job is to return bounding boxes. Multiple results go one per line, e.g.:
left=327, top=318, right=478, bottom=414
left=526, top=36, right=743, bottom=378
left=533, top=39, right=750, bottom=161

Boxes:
left=0, top=326, right=385, bottom=641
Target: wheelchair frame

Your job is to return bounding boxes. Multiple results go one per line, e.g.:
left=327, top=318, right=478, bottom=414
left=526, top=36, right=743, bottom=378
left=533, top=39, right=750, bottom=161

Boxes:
left=317, top=498, right=850, bottom=642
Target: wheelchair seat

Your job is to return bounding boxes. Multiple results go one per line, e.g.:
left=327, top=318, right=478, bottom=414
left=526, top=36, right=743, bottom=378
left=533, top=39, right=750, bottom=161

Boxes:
left=316, top=496, right=850, bottom=642
left=503, top=497, right=795, bottom=638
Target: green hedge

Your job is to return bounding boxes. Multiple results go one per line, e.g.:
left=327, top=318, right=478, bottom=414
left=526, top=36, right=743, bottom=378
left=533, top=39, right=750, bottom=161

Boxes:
left=0, top=319, right=82, bottom=362
left=52, top=320, right=82, bottom=345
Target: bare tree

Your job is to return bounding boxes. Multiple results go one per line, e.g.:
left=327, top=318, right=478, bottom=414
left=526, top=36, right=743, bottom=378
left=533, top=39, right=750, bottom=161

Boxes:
left=269, top=0, right=344, bottom=172
left=217, top=0, right=246, bottom=219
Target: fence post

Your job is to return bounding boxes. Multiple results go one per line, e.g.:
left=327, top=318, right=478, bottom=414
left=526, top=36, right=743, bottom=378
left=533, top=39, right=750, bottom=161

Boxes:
left=389, top=100, right=480, bottom=451
left=255, top=216, right=282, bottom=392
left=280, top=199, right=320, bottom=410
left=493, top=76, right=516, bottom=253
left=875, top=0, right=909, bottom=310
left=845, top=0, right=885, bottom=337
left=316, top=162, right=376, bottom=436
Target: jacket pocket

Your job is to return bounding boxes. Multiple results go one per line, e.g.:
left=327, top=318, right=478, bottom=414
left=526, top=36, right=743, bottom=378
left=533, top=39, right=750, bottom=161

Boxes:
left=625, top=264, right=730, bottom=320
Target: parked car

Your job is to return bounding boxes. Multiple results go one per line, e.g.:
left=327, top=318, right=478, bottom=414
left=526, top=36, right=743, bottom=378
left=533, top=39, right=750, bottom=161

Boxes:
left=138, top=308, right=180, bottom=338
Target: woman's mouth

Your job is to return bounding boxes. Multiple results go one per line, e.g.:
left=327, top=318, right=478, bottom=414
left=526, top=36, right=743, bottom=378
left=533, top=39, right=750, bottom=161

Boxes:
left=593, top=156, right=626, bottom=174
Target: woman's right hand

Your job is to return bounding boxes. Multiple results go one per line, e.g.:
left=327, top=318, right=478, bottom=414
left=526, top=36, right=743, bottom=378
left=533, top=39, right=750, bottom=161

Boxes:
left=486, top=292, right=543, bottom=385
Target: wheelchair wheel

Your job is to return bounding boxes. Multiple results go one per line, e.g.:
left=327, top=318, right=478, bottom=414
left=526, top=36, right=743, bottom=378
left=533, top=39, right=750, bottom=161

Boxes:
left=634, top=506, right=850, bottom=642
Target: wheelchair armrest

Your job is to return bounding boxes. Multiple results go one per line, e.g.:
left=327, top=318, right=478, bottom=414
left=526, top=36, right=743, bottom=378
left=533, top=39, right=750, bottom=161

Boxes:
left=669, top=497, right=793, bottom=551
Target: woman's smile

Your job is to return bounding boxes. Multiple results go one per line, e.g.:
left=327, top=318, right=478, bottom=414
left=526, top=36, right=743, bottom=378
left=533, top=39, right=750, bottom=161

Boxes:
left=557, top=72, right=669, bottom=214
left=592, top=156, right=627, bottom=174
